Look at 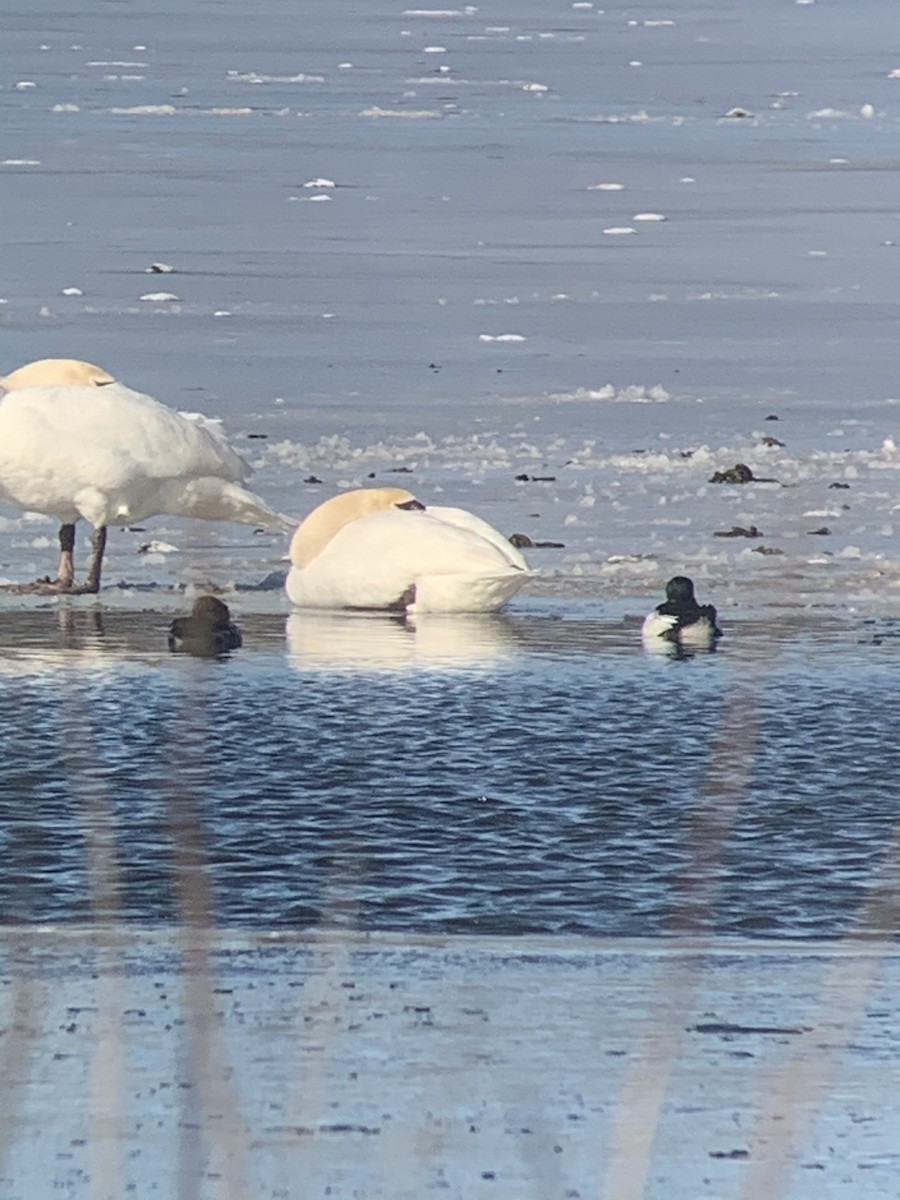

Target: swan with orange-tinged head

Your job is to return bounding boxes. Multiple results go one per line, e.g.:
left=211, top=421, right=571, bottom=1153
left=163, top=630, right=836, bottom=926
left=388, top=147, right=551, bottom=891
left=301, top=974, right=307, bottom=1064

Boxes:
left=0, top=357, right=289, bottom=593
left=286, top=486, right=532, bottom=614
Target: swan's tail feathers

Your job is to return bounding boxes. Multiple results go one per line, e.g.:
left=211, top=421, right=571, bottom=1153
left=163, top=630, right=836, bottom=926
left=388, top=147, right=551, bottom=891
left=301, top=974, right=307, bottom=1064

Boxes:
left=411, top=568, right=534, bottom=614
left=159, top=478, right=294, bottom=530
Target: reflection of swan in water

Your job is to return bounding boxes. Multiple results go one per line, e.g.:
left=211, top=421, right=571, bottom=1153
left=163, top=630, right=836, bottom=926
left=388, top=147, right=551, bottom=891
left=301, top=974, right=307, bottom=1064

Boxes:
left=285, top=610, right=521, bottom=673
left=0, top=605, right=112, bottom=677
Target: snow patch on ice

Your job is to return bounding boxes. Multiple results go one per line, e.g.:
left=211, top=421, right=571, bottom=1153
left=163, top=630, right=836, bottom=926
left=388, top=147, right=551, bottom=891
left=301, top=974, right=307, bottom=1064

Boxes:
left=550, top=385, right=671, bottom=404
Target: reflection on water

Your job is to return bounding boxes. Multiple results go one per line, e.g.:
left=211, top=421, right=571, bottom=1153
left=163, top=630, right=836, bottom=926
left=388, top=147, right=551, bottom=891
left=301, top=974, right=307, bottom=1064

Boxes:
left=0, top=606, right=898, bottom=939
left=285, top=610, right=521, bottom=672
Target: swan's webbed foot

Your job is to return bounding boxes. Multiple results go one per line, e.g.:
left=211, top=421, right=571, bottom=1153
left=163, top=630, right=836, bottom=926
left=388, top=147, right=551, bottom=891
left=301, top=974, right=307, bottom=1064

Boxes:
left=0, top=578, right=67, bottom=595
left=0, top=576, right=99, bottom=595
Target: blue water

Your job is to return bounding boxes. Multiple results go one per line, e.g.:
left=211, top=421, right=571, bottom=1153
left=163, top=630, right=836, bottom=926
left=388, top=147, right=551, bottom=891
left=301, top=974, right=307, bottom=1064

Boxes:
left=1, top=604, right=897, bottom=938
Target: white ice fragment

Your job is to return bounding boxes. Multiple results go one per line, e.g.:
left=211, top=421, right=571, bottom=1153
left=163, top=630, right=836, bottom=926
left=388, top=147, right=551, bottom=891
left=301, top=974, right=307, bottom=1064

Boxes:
left=572, top=2, right=593, bottom=8
left=423, top=46, right=447, bottom=53
left=108, top=105, right=178, bottom=114
left=360, top=106, right=442, bottom=118
left=478, top=333, right=526, bottom=342
left=140, top=291, right=180, bottom=301
left=807, top=250, right=827, bottom=257
left=587, top=182, right=624, bottom=191
left=603, top=226, right=637, bottom=235
left=15, top=81, right=37, bottom=91
left=724, top=106, right=753, bottom=118
left=829, top=158, right=848, bottom=164
left=860, top=103, right=875, bottom=118
left=52, top=104, right=80, bottom=112
left=303, top=177, right=336, bottom=188
left=213, top=310, right=232, bottom=317
left=632, top=212, right=666, bottom=221
left=523, top=82, right=548, bottom=92
left=39, top=306, right=52, bottom=317
left=889, top=69, right=900, bottom=79
left=228, top=71, right=324, bottom=84
left=2, top=159, right=41, bottom=166
left=629, top=60, right=643, bottom=67
left=643, top=18, right=675, bottom=26
left=146, top=262, right=174, bottom=273
left=680, top=176, right=695, bottom=183
left=60, top=287, right=83, bottom=296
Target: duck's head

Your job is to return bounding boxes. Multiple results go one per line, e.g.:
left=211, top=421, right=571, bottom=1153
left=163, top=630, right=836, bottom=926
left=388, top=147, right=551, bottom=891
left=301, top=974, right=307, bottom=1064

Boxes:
left=0, top=358, right=116, bottom=391
left=190, top=595, right=233, bottom=625
left=289, top=487, right=422, bottom=568
left=665, top=575, right=697, bottom=604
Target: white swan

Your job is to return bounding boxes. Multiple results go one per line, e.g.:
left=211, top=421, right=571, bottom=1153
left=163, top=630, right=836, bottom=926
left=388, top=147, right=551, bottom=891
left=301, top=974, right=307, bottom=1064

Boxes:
left=641, top=575, right=722, bottom=652
left=0, top=358, right=288, bottom=593
left=285, top=487, right=532, bottom=613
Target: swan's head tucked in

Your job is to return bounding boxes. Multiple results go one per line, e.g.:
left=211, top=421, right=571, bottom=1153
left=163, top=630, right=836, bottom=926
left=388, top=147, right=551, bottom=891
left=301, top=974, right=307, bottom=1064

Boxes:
left=289, top=487, right=423, bottom=568
left=0, top=358, right=116, bottom=392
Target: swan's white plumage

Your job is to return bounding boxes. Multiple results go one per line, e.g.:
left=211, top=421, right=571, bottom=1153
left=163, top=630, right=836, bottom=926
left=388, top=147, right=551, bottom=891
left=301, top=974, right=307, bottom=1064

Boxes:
left=286, top=487, right=531, bottom=613
left=0, top=380, right=279, bottom=527
left=0, top=384, right=282, bottom=530
left=0, top=358, right=287, bottom=590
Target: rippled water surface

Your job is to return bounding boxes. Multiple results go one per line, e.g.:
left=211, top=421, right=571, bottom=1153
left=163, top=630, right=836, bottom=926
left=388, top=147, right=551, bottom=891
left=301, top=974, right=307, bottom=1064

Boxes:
left=2, top=604, right=897, bottom=939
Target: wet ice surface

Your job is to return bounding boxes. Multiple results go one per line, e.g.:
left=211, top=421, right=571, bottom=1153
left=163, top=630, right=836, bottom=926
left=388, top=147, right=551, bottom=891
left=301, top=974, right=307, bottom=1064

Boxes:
left=3, top=930, right=900, bottom=1200
left=2, top=604, right=899, bottom=940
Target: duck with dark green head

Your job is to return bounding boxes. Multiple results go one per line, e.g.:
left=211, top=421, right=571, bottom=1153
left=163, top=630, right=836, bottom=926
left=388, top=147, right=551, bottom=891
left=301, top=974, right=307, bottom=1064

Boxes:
left=642, top=576, right=722, bottom=651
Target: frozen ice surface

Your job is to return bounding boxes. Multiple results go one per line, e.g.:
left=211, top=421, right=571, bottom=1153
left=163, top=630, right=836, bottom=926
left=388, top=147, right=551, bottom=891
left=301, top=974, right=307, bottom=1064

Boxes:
left=2, top=0, right=900, bottom=617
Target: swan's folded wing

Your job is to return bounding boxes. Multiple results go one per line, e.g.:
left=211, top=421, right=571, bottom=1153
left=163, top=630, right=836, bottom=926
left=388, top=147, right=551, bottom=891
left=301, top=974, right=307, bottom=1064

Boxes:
left=423, top=505, right=529, bottom=569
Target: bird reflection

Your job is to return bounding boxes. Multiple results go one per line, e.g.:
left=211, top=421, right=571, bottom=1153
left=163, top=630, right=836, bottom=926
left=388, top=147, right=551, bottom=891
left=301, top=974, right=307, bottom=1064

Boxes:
left=285, top=610, right=519, bottom=673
